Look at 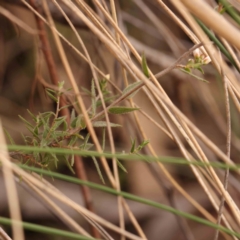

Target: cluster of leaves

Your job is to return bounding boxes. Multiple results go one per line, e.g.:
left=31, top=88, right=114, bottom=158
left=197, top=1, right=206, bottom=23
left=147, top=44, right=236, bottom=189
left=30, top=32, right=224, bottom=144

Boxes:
left=6, top=77, right=150, bottom=181
left=130, top=139, right=150, bottom=154
left=11, top=83, right=92, bottom=172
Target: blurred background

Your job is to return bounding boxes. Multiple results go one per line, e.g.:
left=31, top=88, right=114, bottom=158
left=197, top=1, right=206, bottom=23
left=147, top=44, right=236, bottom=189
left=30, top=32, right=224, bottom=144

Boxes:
left=0, top=0, right=240, bottom=239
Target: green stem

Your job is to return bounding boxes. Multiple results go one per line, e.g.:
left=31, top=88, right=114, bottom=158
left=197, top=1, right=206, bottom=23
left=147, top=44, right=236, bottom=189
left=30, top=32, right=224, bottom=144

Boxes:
left=6, top=144, right=240, bottom=171
left=195, top=18, right=239, bottom=71
left=18, top=164, right=240, bottom=238
left=218, top=0, right=240, bottom=25
left=0, top=217, right=97, bottom=240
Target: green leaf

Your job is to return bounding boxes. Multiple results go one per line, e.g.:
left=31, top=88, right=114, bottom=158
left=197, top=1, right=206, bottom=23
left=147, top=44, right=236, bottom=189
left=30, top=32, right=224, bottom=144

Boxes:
left=4, top=129, right=15, bottom=144
left=26, top=126, right=39, bottom=139
left=82, top=143, right=94, bottom=151
left=116, top=159, right=127, bottom=173
left=33, top=126, right=39, bottom=136
left=96, top=96, right=116, bottom=108
left=80, top=118, right=86, bottom=129
left=122, top=82, right=142, bottom=99
left=58, top=81, right=64, bottom=90
left=68, top=135, right=79, bottom=146
left=59, top=105, right=71, bottom=112
left=64, top=155, right=75, bottom=174
left=19, top=115, right=33, bottom=128
left=180, top=69, right=209, bottom=83
left=196, top=67, right=204, bottom=74
left=81, top=87, right=91, bottom=95
left=92, top=121, right=121, bottom=128
left=142, top=53, right=150, bottom=77
left=52, top=117, right=66, bottom=131
left=70, top=154, right=74, bottom=166
left=92, top=156, right=105, bottom=183
left=218, top=0, right=240, bottom=25
left=91, top=79, right=96, bottom=117
left=108, top=106, right=139, bottom=114
left=137, top=139, right=150, bottom=151
left=51, top=154, right=58, bottom=168
left=40, top=115, right=50, bottom=139
left=99, top=78, right=108, bottom=94
left=130, top=139, right=136, bottom=153
left=41, top=112, right=55, bottom=119
left=81, top=133, right=90, bottom=150
left=40, top=138, right=48, bottom=148
left=46, top=89, right=57, bottom=102
left=183, top=67, right=191, bottom=73
left=102, top=128, right=106, bottom=151
left=70, top=109, right=76, bottom=124
left=71, top=117, right=78, bottom=128
left=195, top=18, right=239, bottom=71
left=27, top=109, right=37, bottom=121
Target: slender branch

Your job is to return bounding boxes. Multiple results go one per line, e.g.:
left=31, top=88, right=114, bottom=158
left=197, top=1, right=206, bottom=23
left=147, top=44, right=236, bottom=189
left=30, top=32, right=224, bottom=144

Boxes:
left=214, top=74, right=231, bottom=240
left=0, top=227, right=12, bottom=240
left=92, top=43, right=203, bottom=121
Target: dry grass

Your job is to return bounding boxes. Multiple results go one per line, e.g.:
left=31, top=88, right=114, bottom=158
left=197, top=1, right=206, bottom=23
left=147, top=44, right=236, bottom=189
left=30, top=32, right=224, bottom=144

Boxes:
left=0, top=0, right=240, bottom=240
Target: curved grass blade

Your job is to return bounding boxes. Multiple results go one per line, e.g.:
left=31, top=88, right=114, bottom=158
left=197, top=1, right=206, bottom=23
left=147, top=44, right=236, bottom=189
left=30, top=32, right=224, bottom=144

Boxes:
left=0, top=217, right=96, bottom=240
left=18, top=165, right=240, bottom=239
left=195, top=18, right=239, bottom=71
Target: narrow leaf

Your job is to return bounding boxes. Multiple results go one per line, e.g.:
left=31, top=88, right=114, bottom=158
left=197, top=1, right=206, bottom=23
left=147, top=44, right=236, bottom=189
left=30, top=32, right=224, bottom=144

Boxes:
left=108, top=106, right=139, bottom=114
left=123, top=82, right=142, bottom=99
left=130, top=139, right=136, bottom=153
left=68, top=135, right=79, bottom=146
left=92, top=156, right=105, bottom=183
left=4, top=129, right=15, bottom=144
left=116, top=159, right=127, bottom=173
left=64, top=155, right=75, bottom=174
left=91, top=79, right=96, bottom=116
left=46, top=90, right=57, bottom=102
left=27, top=109, right=37, bottom=121
left=92, top=121, right=121, bottom=128
left=70, top=109, right=76, bottom=124
left=52, top=117, right=66, bottom=131
left=51, top=154, right=58, bottom=168
left=142, top=53, right=150, bottom=77
left=102, top=128, right=106, bottom=151
left=137, top=139, right=150, bottom=151
left=70, top=154, right=74, bottom=166
left=19, top=115, right=33, bottom=127
left=59, top=105, right=70, bottom=111
left=180, top=69, right=209, bottom=83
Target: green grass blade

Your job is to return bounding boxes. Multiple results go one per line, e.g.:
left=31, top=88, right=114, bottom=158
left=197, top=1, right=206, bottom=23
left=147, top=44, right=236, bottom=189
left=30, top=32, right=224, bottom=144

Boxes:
left=0, top=217, right=97, bottom=240
left=218, top=0, right=240, bottom=25
left=18, top=165, right=240, bottom=238
left=195, top=18, right=239, bottom=71
left=7, top=145, right=240, bottom=171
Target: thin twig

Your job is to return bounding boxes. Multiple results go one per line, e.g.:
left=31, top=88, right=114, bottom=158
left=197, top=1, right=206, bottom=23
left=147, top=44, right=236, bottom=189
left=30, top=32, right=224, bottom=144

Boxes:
left=109, top=1, right=126, bottom=239
left=15, top=176, right=91, bottom=237
left=92, top=43, right=203, bottom=121
left=0, top=227, right=12, bottom=240
left=214, top=73, right=231, bottom=240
